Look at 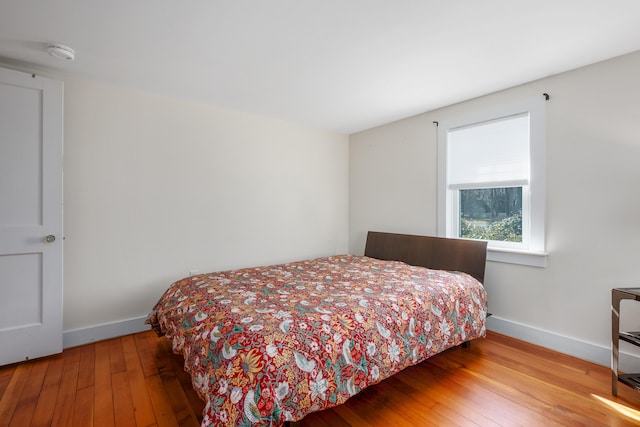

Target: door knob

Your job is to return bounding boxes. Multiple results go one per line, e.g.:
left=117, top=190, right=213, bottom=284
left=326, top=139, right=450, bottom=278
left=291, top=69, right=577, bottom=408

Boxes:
left=45, top=235, right=56, bottom=243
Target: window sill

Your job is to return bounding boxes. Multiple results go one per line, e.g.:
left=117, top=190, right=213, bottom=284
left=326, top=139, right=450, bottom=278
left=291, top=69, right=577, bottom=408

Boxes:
left=487, top=247, right=547, bottom=267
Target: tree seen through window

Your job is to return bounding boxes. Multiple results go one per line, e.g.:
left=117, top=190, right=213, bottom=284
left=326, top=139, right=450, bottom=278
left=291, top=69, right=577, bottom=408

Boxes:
left=459, top=187, right=522, bottom=242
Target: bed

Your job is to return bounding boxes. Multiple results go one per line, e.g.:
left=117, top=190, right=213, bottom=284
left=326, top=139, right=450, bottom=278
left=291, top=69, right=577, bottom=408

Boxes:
left=147, top=231, right=488, bottom=426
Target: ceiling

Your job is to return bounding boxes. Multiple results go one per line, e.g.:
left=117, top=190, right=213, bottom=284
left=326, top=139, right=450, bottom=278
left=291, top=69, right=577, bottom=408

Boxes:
left=1, top=1, right=640, bottom=134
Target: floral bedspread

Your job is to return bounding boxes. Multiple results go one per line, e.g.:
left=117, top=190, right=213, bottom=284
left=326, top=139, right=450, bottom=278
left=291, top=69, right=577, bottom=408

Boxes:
left=147, top=255, right=487, bottom=426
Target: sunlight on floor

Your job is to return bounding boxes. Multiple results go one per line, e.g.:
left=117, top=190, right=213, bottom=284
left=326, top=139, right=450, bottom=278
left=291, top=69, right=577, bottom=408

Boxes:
left=592, top=394, right=640, bottom=423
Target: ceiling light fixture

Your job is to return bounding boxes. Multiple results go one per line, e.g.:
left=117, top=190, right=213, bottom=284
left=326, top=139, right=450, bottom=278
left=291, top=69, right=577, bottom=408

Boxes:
left=47, top=44, right=75, bottom=61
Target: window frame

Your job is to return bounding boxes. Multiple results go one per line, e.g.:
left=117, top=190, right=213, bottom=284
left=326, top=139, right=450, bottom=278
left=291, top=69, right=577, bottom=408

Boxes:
left=437, top=97, right=547, bottom=267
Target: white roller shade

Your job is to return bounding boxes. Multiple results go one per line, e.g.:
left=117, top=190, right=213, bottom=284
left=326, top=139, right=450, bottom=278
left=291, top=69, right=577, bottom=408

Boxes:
left=447, top=113, right=530, bottom=188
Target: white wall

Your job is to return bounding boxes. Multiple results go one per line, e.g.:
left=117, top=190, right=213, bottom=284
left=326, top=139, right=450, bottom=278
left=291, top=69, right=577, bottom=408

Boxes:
left=63, top=79, right=349, bottom=337
left=350, top=50, right=640, bottom=366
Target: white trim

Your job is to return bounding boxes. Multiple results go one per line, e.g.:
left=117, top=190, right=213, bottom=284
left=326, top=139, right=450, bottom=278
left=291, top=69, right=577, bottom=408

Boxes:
left=437, top=96, right=546, bottom=264
left=527, top=97, right=546, bottom=253
left=487, top=315, right=640, bottom=372
left=63, top=316, right=151, bottom=349
left=487, top=247, right=547, bottom=267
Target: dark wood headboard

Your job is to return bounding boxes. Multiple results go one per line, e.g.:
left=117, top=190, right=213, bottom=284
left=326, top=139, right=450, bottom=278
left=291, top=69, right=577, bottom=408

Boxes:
left=364, top=231, right=488, bottom=284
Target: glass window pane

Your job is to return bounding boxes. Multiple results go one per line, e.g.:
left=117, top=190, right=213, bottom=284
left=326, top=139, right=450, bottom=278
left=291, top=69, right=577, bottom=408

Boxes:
left=459, top=187, right=522, bottom=242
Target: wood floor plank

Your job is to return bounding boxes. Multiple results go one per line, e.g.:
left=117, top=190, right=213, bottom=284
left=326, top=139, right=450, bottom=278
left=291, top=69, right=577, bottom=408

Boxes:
left=171, top=358, right=204, bottom=422
left=0, top=364, right=16, bottom=401
left=50, top=346, right=81, bottom=427
left=330, top=404, right=373, bottom=426
left=332, top=377, right=442, bottom=427
left=0, top=363, right=32, bottom=427
left=432, top=349, right=587, bottom=426
left=31, top=356, right=64, bottom=427
left=384, top=380, right=475, bottom=426
left=161, top=341, right=204, bottom=424
left=8, top=358, right=48, bottom=427
left=414, top=361, right=516, bottom=426
left=77, top=342, right=96, bottom=390
left=163, top=346, right=205, bottom=423
left=108, top=337, right=127, bottom=375
left=135, top=331, right=160, bottom=378
left=388, top=364, right=501, bottom=427
left=112, top=370, right=136, bottom=426
left=146, top=374, right=180, bottom=427
left=474, top=334, right=611, bottom=394
left=122, top=334, right=156, bottom=427
left=94, top=340, right=115, bottom=427
left=313, top=407, right=352, bottom=426
left=439, top=344, right=620, bottom=425
left=72, top=385, right=94, bottom=427
left=154, top=338, right=200, bottom=426
left=453, top=337, right=640, bottom=425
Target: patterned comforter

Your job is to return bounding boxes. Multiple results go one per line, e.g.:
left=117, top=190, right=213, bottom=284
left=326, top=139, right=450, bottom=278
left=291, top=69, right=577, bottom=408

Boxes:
left=147, top=255, right=488, bottom=426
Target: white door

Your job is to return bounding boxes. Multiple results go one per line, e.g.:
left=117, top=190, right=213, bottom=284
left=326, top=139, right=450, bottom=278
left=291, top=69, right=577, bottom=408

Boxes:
left=0, top=67, right=63, bottom=365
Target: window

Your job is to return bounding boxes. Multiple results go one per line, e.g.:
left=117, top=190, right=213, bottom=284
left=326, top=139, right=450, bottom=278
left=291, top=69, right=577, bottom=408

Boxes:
left=437, top=97, right=546, bottom=267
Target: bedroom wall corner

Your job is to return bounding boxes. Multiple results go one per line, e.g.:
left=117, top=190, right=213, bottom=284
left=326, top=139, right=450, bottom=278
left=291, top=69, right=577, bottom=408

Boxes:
left=348, top=114, right=438, bottom=255
left=62, top=78, right=349, bottom=337
left=487, top=316, right=640, bottom=372
left=348, top=50, right=640, bottom=366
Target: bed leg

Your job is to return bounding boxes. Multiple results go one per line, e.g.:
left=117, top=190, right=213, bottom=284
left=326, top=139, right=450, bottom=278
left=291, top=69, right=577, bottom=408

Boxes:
left=461, top=341, right=471, bottom=349
left=285, top=422, right=301, bottom=427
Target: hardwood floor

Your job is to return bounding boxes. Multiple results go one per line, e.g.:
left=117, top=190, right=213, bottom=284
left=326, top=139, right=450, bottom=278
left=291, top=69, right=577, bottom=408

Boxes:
left=2, top=330, right=640, bottom=426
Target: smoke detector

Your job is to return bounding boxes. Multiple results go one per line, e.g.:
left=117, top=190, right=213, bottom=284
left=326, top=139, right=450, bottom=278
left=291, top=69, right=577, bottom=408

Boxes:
left=47, top=44, right=75, bottom=61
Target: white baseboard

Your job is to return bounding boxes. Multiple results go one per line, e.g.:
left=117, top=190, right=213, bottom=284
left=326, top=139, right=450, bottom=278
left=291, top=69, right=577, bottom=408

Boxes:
left=63, top=316, right=151, bottom=349
left=487, top=315, right=640, bottom=372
